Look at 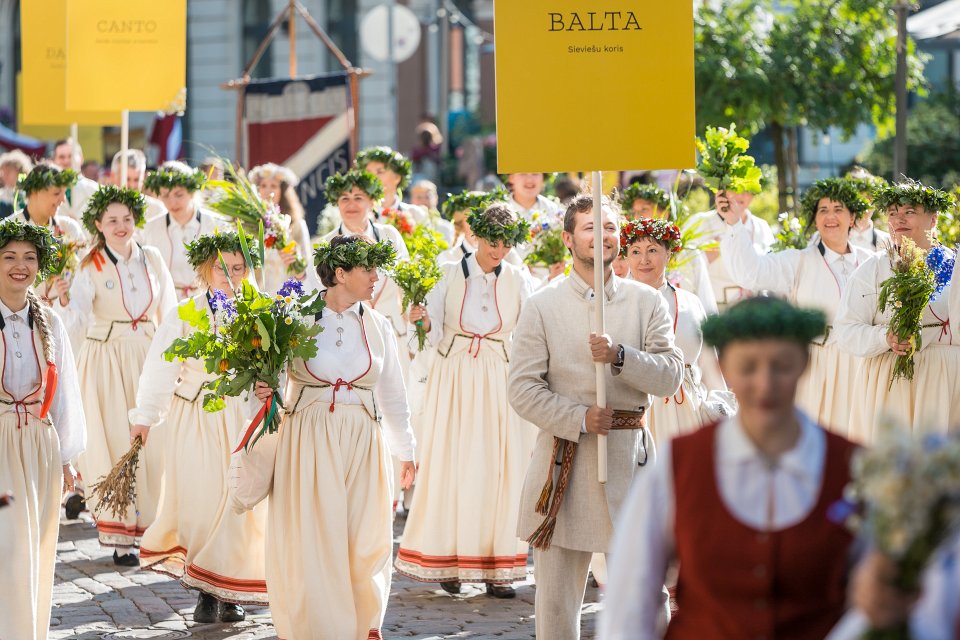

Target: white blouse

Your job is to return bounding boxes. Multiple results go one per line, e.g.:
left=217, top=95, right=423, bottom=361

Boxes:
left=835, top=251, right=957, bottom=359
left=139, top=208, right=226, bottom=290
left=659, top=283, right=725, bottom=392
left=302, top=302, right=416, bottom=462
left=721, top=221, right=871, bottom=321
left=600, top=414, right=826, bottom=640
left=306, top=221, right=411, bottom=296
left=422, top=254, right=536, bottom=347
left=0, top=300, right=86, bottom=463
left=55, top=243, right=178, bottom=338
left=684, top=210, right=775, bottom=307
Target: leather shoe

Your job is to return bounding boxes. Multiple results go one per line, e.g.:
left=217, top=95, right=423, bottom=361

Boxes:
left=218, top=600, right=245, bottom=622
left=486, top=583, right=516, bottom=599
left=193, top=592, right=219, bottom=623
left=439, top=580, right=461, bottom=595
left=112, top=550, right=139, bottom=567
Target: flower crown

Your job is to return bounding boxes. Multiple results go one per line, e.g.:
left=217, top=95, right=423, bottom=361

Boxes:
left=466, top=207, right=531, bottom=246
left=17, top=165, right=78, bottom=194
left=872, top=179, right=955, bottom=216
left=354, top=146, right=412, bottom=189
left=702, top=296, right=827, bottom=349
left=620, top=183, right=671, bottom=214
left=313, top=237, right=397, bottom=272
left=186, top=230, right=263, bottom=269
left=620, top=217, right=683, bottom=255
left=81, top=186, right=148, bottom=235
left=441, top=187, right=509, bottom=219
left=800, top=178, right=871, bottom=223
left=143, top=167, right=206, bottom=193
left=0, top=217, right=60, bottom=280
left=248, top=163, right=298, bottom=188
left=324, top=170, right=385, bottom=203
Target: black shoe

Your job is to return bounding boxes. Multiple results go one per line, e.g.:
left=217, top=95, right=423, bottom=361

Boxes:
left=193, top=592, right=219, bottom=624
left=64, top=494, right=86, bottom=520
left=439, top=580, right=461, bottom=595
left=218, top=600, right=245, bottom=622
left=112, top=550, right=139, bottom=567
left=486, top=583, right=516, bottom=599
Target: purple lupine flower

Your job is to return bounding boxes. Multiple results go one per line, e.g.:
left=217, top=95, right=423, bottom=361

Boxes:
left=277, top=279, right=305, bottom=299
left=209, top=289, right=229, bottom=312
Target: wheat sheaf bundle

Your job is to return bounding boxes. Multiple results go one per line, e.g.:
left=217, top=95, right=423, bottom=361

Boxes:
left=88, top=436, right=142, bottom=520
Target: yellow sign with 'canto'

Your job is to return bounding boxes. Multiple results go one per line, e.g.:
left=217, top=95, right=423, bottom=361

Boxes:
left=494, top=3, right=696, bottom=173
left=20, top=0, right=120, bottom=126
left=65, top=0, right=186, bottom=113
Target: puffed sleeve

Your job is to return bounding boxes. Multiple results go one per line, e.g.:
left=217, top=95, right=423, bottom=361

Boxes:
left=52, top=264, right=95, bottom=338
left=720, top=221, right=801, bottom=295
left=834, top=257, right=890, bottom=358
left=374, top=314, right=416, bottom=461
left=48, top=313, right=86, bottom=463
left=128, top=302, right=188, bottom=428
left=599, top=440, right=676, bottom=640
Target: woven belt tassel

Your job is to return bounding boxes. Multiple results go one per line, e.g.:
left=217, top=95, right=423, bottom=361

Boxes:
left=528, top=437, right=578, bottom=550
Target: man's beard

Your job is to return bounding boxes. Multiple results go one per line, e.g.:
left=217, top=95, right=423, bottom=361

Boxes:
left=573, top=242, right=615, bottom=268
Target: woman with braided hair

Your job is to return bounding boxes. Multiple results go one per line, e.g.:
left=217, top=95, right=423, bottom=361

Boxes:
left=718, top=177, right=872, bottom=434
left=133, top=230, right=268, bottom=622
left=0, top=218, right=86, bottom=640
left=253, top=234, right=416, bottom=640
left=395, top=203, right=537, bottom=598
left=55, top=185, right=177, bottom=564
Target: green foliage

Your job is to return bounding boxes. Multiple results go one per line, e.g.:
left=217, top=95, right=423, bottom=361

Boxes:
left=392, top=230, right=444, bottom=352
left=466, top=209, right=531, bottom=247
left=771, top=213, right=809, bottom=252
left=144, top=168, right=206, bottom=193
left=441, top=187, right=508, bottom=219
left=873, top=178, right=956, bottom=215
left=860, top=90, right=960, bottom=187
left=800, top=178, right=871, bottom=222
left=620, top=183, right=671, bottom=215
left=695, top=124, right=764, bottom=194
left=524, top=225, right=567, bottom=268
left=702, top=296, right=827, bottom=349
left=163, top=280, right=326, bottom=448
left=878, top=239, right=936, bottom=388
left=313, top=238, right=397, bottom=272
left=0, top=217, right=60, bottom=280
left=17, top=165, right=77, bottom=194
left=323, top=170, right=385, bottom=203
left=354, top=146, right=412, bottom=190
left=186, top=229, right=262, bottom=269
left=81, top=186, right=147, bottom=235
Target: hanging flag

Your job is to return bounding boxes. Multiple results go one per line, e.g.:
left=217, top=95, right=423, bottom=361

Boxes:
left=149, top=113, right=183, bottom=163
left=243, top=72, right=353, bottom=233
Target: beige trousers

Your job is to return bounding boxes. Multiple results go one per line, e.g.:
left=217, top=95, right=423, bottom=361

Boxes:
left=533, top=545, right=594, bottom=640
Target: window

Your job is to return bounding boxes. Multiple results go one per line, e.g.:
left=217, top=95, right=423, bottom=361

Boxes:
left=242, top=0, right=274, bottom=79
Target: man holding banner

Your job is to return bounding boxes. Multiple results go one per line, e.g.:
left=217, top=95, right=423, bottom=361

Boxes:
left=508, top=194, right=683, bottom=639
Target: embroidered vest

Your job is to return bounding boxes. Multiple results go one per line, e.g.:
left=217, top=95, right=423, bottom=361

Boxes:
left=285, top=303, right=386, bottom=421
left=84, top=246, right=164, bottom=342
left=436, top=256, right=522, bottom=362
left=667, top=422, right=856, bottom=640
left=0, top=310, right=53, bottom=425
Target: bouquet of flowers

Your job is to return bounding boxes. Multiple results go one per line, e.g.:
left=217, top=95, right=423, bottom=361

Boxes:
left=524, top=212, right=567, bottom=268
left=771, top=212, right=807, bottom=252
left=164, top=275, right=325, bottom=451
left=381, top=207, right=418, bottom=254
left=878, top=238, right=938, bottom=388
left=832, top=422, right=960, bottom=639
left=392, top=227, right=443, bottom=351
left=206, top=163, right=307, bottom=275
left=695, top=124, right=764, bottom=195
left=47, top=238, right=86, bottom=282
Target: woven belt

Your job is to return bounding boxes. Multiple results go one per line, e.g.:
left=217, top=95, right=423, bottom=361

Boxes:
left=86, top=318, right=153, bottom=342
left=610, top=408, right=647, bottom=430
left=0, top=398, right=42, bottom=428
left=438, top=333, right=509, bottom=361
left=812, top=325, right=833, bottom=347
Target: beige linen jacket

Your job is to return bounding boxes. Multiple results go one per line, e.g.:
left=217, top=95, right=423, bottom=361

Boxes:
left=509, top=271, right=684, bottom=552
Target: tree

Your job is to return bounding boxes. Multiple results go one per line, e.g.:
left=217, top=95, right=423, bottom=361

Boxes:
left=695, top=0, right=927, bottom=212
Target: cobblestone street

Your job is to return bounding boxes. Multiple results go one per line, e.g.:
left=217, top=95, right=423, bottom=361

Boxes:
left=50, top=512, right=602, bottom=639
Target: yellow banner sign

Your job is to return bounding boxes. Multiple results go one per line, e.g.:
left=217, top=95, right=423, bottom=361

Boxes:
left=65, top=0, right=186, bottom=112
left=494, top=3, right=696, bottom=172
left=20, top=0, right=120, bottom=126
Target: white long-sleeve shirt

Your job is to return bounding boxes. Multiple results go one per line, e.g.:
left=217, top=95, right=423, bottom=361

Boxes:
left=0, top=300, right=86, bottom=463
left=421, top=253, right=536, bottom=347
left=139, top=207, right=227, bottom=292
left=303, top=302, right=416, bottom=461
left=600, top=413, right=826, bottom=640
left=54, top=244, right=178, bottom=338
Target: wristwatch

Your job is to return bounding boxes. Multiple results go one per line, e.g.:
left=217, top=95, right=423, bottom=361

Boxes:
left=613, top=344, right=625, bottom=369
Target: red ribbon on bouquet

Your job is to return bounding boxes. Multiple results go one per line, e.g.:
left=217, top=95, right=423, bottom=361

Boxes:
left=233, top=392, right=277, bottom=453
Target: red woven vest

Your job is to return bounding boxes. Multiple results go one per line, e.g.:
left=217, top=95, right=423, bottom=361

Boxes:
left=666, top=422, right=856, bottom=640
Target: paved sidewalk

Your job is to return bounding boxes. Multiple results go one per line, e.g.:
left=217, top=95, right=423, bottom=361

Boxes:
left=51, top=512, right=602, bottom=639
